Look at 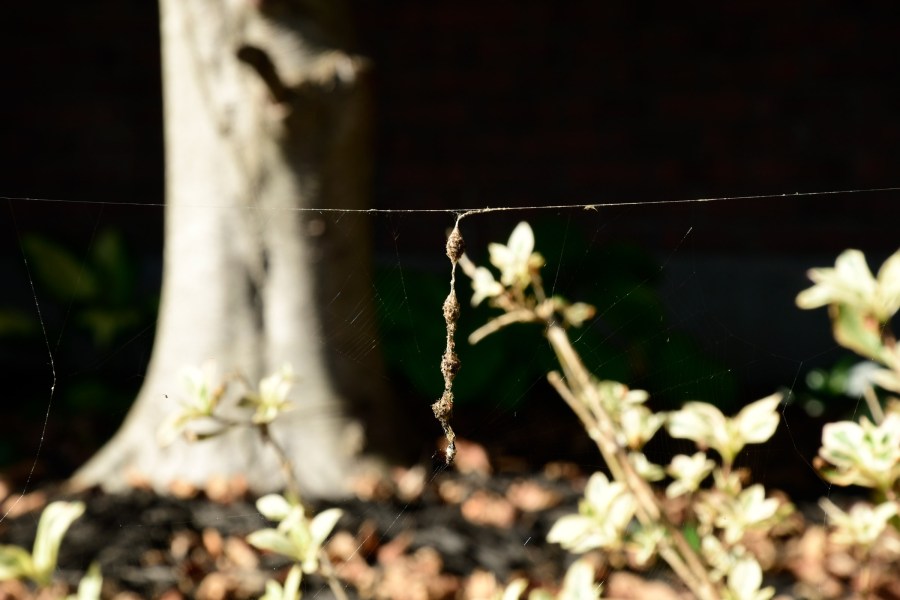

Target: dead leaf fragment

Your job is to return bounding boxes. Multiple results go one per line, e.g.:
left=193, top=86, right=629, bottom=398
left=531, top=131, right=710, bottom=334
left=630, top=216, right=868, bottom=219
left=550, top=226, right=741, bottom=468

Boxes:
left=195, top=571, right=233, bottom=600
left=0, top=490, right=46, bottom=519
left=461, top=489, right=516, bottom=528
left=202, top=528, right=223, bottom=559
left=377, top=547, right=459, bottom=600
left=393, top=465, right=427, bottom=502
left=205, top=474, right=248, bottom=503
left=505, top=479, right=561, bottom=512
left=223, top=535, right=258, bottom=569
left=453, top=439, right=492, bottom=476
left=605, top=571, right=684, bottom=600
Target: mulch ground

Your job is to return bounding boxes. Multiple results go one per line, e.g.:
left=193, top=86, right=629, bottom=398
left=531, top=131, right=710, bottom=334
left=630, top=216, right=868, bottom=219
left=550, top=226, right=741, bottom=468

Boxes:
left=0, top=442, right=900, bottom=600
left=1, top=437, right=899, bottom=600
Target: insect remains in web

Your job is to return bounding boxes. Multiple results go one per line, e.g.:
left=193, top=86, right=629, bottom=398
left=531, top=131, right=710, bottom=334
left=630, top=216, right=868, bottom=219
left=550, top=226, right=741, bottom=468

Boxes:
left=432, top=217, right=464, bottom=464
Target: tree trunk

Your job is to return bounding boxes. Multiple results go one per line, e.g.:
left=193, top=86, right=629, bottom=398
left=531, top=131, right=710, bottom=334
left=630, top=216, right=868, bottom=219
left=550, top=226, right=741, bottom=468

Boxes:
left=70, top=0, right=395, bottom=498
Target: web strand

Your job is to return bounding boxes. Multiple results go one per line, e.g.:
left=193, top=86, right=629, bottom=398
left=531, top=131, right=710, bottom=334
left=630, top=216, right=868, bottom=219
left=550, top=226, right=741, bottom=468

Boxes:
left=1, top=202, right=57, bottom=524
left=1, top=184, right=899, bottom=214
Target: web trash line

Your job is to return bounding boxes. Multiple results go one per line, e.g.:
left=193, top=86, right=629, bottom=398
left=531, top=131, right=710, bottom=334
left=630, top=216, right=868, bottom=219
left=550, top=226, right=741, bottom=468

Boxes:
left=1, top=185, right=899, bottom=216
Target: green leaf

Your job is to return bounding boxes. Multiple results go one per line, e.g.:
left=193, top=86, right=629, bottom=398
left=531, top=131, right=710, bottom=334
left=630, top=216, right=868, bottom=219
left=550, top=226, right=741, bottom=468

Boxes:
left=0, top=308, right=39, bottom=337
left=78, top=307, right=142, bottom=347
left=681, top=524, right=701, bottom=552
left=0, top=544, right=34, bottom=581
left=830, top=303, right=887, bottom=363
left=22, top=235, right=98, bottom=302
left=90, top=229, right=135, bottom=305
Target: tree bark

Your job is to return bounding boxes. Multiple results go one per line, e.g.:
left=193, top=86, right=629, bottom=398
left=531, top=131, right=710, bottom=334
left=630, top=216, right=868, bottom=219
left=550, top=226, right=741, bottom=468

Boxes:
left=70, top=0, right=395, bottom=498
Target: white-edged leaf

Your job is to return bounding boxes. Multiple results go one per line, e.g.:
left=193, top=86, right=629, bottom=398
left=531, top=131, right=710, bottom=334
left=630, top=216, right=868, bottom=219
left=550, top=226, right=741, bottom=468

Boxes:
left=667, top=402, right=723, bottom=447
left=628, top=452, right=664, bottom=482
left=261, top=580, right=285, bottom=600
left=69, top=562, right=102, bottom=600
left=547, top=515, right=604, bottom=553
left=471, top=266, right=504, bottom=306
left=282, top=564, right=303, bottom=600
left=558, top=556, right=601, bottom=600
left=246, top=528, right=298, bottom=560
left=489, top=222, right=538, bottom=287
left=726, top=556, right=774, bottom=600
left=501, top=578, right=529, bottom=600
left=877, top=249, right=900, bottom=316
left=32, top=501, right=85, bottom=583
left=665, top=452, right=714, bottom=498
left=309, top=508, right=342, bottom=547
left=306, top=507, right=343, bottom=570
left=256, top=494, right=293, bottom=522
left=735, top=394, right=781, bottom=444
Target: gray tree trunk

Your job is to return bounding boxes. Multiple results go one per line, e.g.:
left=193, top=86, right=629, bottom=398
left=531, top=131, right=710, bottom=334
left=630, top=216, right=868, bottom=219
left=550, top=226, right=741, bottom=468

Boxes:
left=70, top=0, right=394, bottom=498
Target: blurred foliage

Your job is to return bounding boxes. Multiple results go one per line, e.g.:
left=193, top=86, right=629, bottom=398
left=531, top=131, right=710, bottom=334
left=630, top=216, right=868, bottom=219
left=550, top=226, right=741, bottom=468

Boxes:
left=798, top=355, right=884, bottom=422
left=0, top=228, right=157, bottom=468
left=21, top=230, right=148, bottom=348
left=376, top=221, right=737, bottom=412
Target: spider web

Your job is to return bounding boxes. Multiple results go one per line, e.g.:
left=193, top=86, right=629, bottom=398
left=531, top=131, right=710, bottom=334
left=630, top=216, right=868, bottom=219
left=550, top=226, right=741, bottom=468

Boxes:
left=0, top=190, right=897, bottom=596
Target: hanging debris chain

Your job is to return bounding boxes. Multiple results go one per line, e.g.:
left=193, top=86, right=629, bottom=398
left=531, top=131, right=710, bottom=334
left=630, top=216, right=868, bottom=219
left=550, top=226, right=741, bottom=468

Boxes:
left=432, top=220, right=464, bottom=464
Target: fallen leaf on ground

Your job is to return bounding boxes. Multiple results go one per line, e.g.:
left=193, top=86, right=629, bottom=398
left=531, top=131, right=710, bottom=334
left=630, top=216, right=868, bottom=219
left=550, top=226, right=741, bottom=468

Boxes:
left=377, top=531, right=413, bottom=565
left=223, top=535, right=258, bottom=569
left=0, top=490, right=46, bottom=519
left=505, top=478, right=561, bottom=512
left=461, top=489, right=516, bottom=528
left=605, top=571, right=685, bottom=600
left=452, top=439, right=492, bottom=477
left=377, top=547, right=459, bottom=600
left=393, top=465, right=427, bottom=502
left=204, top=474, right=248, bottom=504
left=168, top=479, right=198, bottom=499
left=202, top=528, right=223, bottom=559
left=437, top=478, right=470, bottom=504
left=195, top=571, right=232, bottom=600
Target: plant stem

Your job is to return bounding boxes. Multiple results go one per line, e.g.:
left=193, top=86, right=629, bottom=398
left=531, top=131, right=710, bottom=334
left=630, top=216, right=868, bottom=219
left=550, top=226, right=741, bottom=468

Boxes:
left=319, top=550, right=350, bottom=600
left=545, top=324, right=720, bottom=600
left=258, top=423, right=304, bottom=504
left=469, top=308, right=541, bottom=344
left=862, top=383, right=885, bottom=425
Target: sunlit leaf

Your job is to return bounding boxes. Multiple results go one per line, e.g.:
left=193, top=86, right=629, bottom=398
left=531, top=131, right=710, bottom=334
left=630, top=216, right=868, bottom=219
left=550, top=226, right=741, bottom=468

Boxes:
left=725, top=556, right=774, bottom=600
left=488, top=222, right=543, bottom=288
left=303, top=508, right=343, bottom=572
left=665, top=452, right=714, bottom=498
left=0, top=545, right=34, bottom=581
left=830, top=303, right=887, bottom=363
left=68, top=562, right=102, bottom=600
left=501, top=578, right=528, bottom=600
left=32, top=501, right=85, bottom=584
left=256, top=494, right=294, bottom=522
left=558, top=557, right=602, bottom=600
left=246, top=528, right=299, bottom=560
left=820, top=498, right=899, bottom=547
left=734, top=394, right=781, bottom=445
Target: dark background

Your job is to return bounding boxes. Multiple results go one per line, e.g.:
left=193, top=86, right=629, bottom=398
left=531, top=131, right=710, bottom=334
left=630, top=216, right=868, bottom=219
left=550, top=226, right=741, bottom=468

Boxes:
left=1, top=1, right=900, bottom=486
